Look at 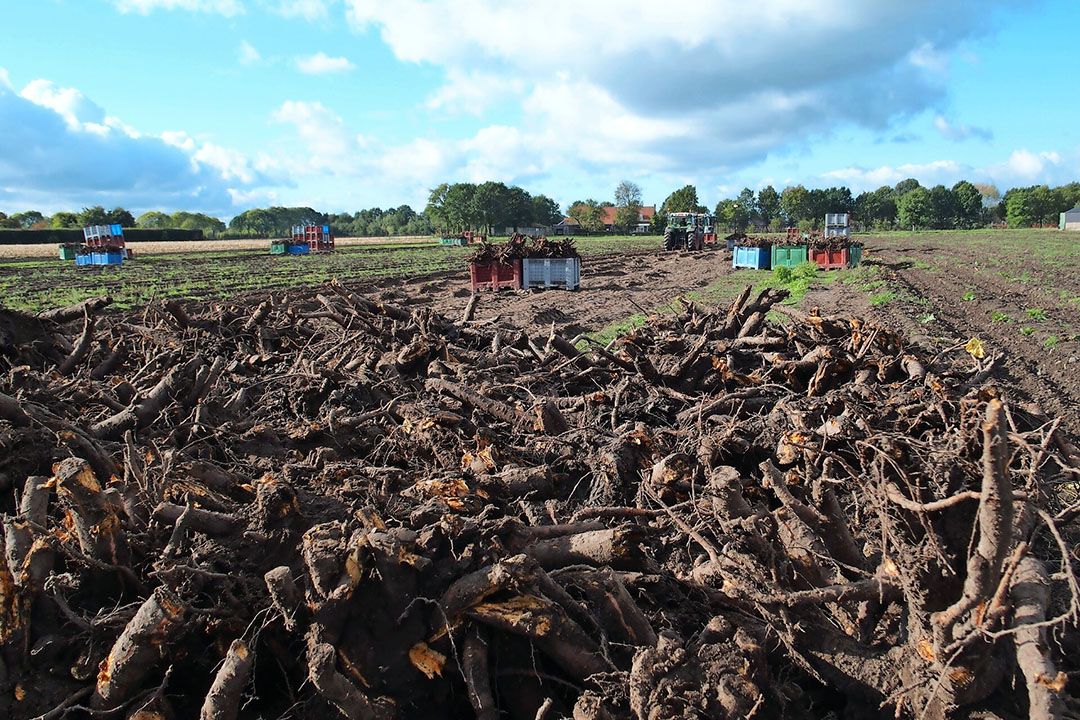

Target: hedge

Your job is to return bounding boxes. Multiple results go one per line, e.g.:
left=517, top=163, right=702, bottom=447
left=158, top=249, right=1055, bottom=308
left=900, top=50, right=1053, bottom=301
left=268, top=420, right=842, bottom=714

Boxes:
left=0, top=228, right=205, bottom=245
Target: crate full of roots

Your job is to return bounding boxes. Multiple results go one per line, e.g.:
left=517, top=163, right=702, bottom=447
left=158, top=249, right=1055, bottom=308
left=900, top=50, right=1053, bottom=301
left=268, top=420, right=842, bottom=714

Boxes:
left=807, top=233, right=864, bottom=269
left=468, top=234, right=580, bottom=291
left=732, top=235, right=772, bottom=270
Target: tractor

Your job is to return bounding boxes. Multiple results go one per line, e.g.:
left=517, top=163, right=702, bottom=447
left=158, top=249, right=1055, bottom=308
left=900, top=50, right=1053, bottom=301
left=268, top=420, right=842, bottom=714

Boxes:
left=663, top=212, right=715, bottom=251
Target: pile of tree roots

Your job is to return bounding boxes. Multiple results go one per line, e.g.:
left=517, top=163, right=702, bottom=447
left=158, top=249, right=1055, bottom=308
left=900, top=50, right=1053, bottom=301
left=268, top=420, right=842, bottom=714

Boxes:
left=1, top=284, right=1078, bottom=720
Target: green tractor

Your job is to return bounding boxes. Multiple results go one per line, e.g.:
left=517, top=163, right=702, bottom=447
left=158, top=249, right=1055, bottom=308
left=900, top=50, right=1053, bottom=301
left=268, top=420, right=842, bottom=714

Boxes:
left=663, top=212, right=716, bottom=251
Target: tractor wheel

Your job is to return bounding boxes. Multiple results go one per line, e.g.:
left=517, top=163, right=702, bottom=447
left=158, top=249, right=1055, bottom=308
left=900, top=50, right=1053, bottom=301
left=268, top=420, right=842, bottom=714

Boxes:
left=663, top=228, right=677, bottom=251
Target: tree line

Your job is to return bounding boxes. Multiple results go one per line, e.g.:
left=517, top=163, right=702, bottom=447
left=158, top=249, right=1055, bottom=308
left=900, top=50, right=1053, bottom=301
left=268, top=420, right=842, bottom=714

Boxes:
left=424, top=182, right=563, bottom=234
left=3, top=179, right=1078, bottom=240
left=0, top=206, right=226, bottom=236
left=707, top=180, right=1080, bottom=231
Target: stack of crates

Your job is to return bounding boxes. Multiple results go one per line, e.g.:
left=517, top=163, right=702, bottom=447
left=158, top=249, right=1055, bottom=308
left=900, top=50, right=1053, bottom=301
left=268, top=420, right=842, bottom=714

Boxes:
left=824, top=213, right=850, bottom=242
left=75, top=225, right=126, bottom=266
left=293, top=224, right=334, bottom=253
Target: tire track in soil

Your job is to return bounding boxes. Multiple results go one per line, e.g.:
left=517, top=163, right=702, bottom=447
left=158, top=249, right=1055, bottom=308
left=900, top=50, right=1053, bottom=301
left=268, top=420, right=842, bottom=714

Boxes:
left=396, top=249, right=737, bottom=342
left=871, top=262, right=1079, bottom=439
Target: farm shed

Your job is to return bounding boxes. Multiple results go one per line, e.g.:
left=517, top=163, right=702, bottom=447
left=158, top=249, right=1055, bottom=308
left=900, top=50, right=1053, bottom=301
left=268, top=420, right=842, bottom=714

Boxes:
left=1061, top=206, right=1080, bottom=231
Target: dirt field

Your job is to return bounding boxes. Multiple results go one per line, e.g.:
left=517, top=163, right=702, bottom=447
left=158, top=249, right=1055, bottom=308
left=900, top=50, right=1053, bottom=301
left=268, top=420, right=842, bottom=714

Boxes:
left=0, top=235, right=432, bottom=258
left=1, top=229, right=1076, bottom=433
left=2, top=234, right=1077, bottom=719
left=366, top=230, right=1079, bottom=436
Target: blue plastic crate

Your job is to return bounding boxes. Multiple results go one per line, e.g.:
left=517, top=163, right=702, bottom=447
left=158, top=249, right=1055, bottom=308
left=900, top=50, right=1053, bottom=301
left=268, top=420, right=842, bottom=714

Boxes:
left=76, top=254, right=91, bottom=266
left=111, top=224, right=124, bottom=236
left=732, top=245, right=771, bottom=270
left=286, top=243, right=310, bottom=255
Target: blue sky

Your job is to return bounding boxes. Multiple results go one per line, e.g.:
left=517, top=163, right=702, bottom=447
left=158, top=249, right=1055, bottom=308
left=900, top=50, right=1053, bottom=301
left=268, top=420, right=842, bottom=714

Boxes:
left=1, top=0, right=1077, bottom=218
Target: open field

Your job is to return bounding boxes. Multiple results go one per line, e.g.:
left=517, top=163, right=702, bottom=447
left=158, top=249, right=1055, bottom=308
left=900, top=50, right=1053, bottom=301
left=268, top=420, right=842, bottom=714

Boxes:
left=2, top=227, right=1077, bottom=719
left=1, top=229, right=1075, bottom=426
left=0, top=236, right=661, bottom=312
left=0, top=235, right=435, bottom=258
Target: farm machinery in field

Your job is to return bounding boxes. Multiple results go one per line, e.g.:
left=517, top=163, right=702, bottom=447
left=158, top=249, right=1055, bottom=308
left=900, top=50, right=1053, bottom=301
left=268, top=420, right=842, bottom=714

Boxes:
left=663, top=212, right=716, bottom=251
left=61, top=225, right=129, bottom=266
left=271, top=224, right=334, bottom=256
left=439, top=230, right=486, bottom=247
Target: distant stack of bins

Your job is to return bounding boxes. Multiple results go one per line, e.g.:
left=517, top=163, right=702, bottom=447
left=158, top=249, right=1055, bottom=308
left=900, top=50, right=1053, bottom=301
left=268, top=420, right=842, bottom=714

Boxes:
left=63, top=225, right=127, bottom=266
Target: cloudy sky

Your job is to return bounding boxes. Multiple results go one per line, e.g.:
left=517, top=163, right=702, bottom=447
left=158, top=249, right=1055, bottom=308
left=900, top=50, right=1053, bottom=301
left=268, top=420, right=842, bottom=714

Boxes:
left=1, top=0, right=1077, bottom=217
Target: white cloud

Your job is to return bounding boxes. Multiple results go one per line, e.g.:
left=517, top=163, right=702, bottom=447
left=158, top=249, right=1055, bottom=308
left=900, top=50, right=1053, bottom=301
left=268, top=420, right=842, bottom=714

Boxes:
left=114, top=0, right=244, bottom=15
left=295, top=52, right=355, bottom=75
left=270, top=0, right=332, bottom=20
left=822, top=149, right=1076, bottom=193
left=0, top=68, right=12, bottom=91
left=342, top=0, right=1012, bottom=180
left=933, top=115, right=992, bottom=142
left=238, top=40, right=262, bottom=66
left=425, top=70, right=525, bottom=115
left=20, top=79, right=106, bottom=128
left=990, top=149, right=1062, bottom=181
left=823, top=160, right=966, bottom=190
left=271, top=100, right=360, bottom=169
left=0, top=77, right=269, bottom=215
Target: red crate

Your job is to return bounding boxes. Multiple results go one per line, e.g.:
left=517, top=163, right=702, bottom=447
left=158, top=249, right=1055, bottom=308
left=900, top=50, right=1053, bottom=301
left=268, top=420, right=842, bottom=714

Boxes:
left=469, top=260, right=522, bottom=291
left=810, top=247, right=850, bottom=270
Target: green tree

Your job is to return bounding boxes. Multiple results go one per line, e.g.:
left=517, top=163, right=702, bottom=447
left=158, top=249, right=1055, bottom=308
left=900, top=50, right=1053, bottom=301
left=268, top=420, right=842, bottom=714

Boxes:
left=50, top=212, right=79, bottom=229
left=10, top=211, right=45, bottom=229
left=424, top=183, right=451, bottom=232
left=443, top=183, right=478, bottom=231
left=503, top=186, right=533, bottom=230
left=614, top=180, right=644, bottom=232
left=568, top=200, right=604, bottom=233
left=136, top=211, right=171, bottom=229
left=0, top=212, right=12, bottom=229
left=897, top=187, right=932, bottom=229
left=78, top=206, right=109, bottom=226
left=780, top=185, right=810, bottom=226
left=714, top=199, right=738, bottom=230
left=927, top=185, right=957, bottom=229
left=735, top=188, right=756, bottom=230
left=471, top=181, right=510, bottom=234
left=952, top=181, right=982, bottom=228
left=660, top=185, right=703, bottom=214
left=756, top=185, right=780, bottom=229
left=530, top=195, right=562, bottom=227
left=893, top=178, right=921, bottom=197
left=1004, top=186, right=1052, bottom=228
left=106, top=207, right=135, bottom=226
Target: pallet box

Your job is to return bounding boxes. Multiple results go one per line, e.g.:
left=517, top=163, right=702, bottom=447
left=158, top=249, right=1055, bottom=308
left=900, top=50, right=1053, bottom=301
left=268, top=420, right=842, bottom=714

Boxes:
left=810, top=247, right=850, bottom=271
left=270, top=241, right=287, bottom=255
left=58, top=245, right=77, bottom=260
left=522, top=257, right=580, bottom=290
left=469, top=259, right=522, bottom=291
left=771, top=245, right=808, bottom=269
left=849, top=244, right=863, bottom=268
left=732, top=246, right=771, bottom=270
left=286, top=243, right=310, bottom=255
left=439, top=237, right=468, bottom=247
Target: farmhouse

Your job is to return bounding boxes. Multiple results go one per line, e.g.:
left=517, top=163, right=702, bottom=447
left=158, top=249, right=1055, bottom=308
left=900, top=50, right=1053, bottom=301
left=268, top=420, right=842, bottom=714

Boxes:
left=553, top=205, right=657, bottom=235
left=1061, top=206, right=1080, bottom=231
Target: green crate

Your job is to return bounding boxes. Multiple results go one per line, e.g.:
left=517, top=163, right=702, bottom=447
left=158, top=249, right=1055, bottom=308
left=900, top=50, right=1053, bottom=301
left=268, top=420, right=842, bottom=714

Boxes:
left=771, top=245, right=808, bottom=268
left=269, top=241, right=287, bottom=255
left=849, top=244, right=863, bottom=268
left=58, top=245, right=78, bottom=260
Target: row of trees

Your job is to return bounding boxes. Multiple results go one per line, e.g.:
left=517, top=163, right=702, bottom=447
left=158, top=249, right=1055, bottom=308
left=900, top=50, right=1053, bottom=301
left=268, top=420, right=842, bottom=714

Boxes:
left=0, top=207, right=135, bottom=231
left=707, top=180, right=1080, bottom=231
left=424, top=182, right=563, bottom=235
left=1003, top=184, right=1080, bottom=228
left=5, top=179, right=1078, bottom=239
